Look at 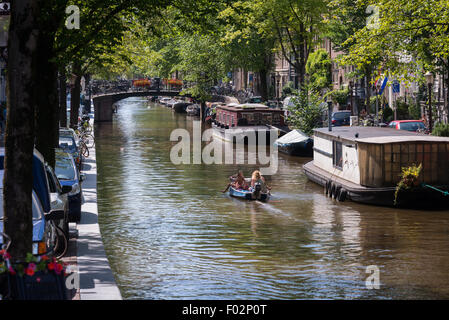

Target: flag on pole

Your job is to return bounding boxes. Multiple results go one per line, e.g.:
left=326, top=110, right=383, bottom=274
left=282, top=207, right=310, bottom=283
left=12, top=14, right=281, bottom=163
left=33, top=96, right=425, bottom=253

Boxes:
left=379, top=76, right=388, bottom=95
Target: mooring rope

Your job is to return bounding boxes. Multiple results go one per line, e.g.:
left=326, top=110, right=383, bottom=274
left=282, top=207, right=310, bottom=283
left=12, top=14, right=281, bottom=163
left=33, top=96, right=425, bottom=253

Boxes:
left=421, top=183, right=449, bottom=196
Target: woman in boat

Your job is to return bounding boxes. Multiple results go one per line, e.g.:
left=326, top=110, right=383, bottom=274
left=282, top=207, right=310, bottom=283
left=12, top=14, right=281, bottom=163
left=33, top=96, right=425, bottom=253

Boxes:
left=250, top=170, right=270, bottom=193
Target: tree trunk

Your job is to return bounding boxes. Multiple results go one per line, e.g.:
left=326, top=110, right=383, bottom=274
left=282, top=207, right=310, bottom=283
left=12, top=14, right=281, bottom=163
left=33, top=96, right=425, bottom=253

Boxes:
left=259, top=69, right=269, bottom=102
left=35, top=51, right=58, bottom=169
left=84, top=73, right=92, bottom=113
left=59, top=73, right=67, bottom=128
left=70, top=64, right=82, bottom=128
left=4, top=0, right=40, bottom=261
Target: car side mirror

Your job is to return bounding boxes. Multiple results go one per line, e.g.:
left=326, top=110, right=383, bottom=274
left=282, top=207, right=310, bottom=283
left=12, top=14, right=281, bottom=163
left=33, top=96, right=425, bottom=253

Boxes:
left=45, top=210, right=65, bottom=221
left=61, top=185, right=72, bottom=194
left=80, top=173, right=86, bottom=182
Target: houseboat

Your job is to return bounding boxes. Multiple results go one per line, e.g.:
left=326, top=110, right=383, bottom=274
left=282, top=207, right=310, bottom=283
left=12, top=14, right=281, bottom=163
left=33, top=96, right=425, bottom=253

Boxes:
left=212, top=103, right=287, bottom=144
left=303, top=126, right=449, bottom=208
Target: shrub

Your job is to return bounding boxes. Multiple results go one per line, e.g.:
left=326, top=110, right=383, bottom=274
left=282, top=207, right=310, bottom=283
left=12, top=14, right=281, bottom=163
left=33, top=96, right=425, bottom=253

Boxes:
left=287, top=88, right=325, bottom=136
left=330, top=88, right=349, bottom=106
left=432, top=123, right=449, bottom=137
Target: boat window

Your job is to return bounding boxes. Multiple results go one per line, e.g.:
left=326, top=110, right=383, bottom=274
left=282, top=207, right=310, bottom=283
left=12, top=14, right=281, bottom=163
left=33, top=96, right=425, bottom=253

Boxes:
left=333, top=141, right=343, bottom=170
left=263, top=113, right=272, bottom=124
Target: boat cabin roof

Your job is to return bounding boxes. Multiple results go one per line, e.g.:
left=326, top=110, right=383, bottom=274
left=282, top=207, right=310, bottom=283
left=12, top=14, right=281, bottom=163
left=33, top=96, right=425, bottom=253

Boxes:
left=217, top=103, right=279, bottom=112
left=314, top=127, right=449, bottom=144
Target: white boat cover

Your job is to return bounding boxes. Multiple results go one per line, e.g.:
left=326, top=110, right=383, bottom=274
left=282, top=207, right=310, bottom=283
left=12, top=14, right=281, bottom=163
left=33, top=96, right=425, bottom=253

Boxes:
left=275, top=129, right=310, bottom=144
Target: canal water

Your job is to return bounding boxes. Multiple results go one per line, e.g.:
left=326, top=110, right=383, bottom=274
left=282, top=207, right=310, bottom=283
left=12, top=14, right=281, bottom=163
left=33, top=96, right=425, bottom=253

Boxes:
left=95, top=97, right=449, bottom=299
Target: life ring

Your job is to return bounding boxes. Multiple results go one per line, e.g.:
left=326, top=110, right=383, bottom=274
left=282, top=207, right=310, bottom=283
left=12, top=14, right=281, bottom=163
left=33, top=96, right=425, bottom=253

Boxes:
left=338, top=188, right=347, bottom=202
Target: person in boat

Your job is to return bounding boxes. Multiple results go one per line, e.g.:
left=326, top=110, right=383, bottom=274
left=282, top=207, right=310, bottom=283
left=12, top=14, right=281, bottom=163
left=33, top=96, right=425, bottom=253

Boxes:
left=250, top=170, right=271, bottom=193
left=222, top=170, right=248, bottom=192
left=233, top=171, right=248, bottom=190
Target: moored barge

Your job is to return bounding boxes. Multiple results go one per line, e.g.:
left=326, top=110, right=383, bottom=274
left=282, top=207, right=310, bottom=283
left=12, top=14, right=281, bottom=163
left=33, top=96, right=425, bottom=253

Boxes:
left=212, top=103, right=287, bottom=144
left=303, top=127, right=449, bottom=208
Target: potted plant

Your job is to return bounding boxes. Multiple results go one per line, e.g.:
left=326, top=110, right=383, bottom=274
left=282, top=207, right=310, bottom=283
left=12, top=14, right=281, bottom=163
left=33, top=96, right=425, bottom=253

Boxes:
left=1, top=250, right=70, bottom=300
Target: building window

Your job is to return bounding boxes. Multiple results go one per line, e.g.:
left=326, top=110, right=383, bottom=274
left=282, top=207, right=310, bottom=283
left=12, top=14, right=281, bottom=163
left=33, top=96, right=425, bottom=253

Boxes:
left=333, top=141, right=343, bottom=169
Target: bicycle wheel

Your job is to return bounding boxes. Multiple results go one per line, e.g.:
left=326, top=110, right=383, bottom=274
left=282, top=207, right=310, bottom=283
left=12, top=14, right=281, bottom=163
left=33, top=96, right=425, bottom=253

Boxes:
left=82, top=133, right=95, bottom=149
left=80, top=141, right=89, bottom=158
left=53, top=225, right=68, bottom=259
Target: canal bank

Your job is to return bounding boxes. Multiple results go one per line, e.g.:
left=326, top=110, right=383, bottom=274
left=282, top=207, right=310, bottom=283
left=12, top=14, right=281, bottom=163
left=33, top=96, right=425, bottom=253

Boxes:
left=76, top=114, right=122, bottom=300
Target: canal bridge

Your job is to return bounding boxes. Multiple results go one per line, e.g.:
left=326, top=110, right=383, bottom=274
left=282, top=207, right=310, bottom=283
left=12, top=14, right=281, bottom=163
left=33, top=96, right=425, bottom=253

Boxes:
left=93, top=89, right=239, bottom=122
left=93, top=89, right=186, bottom=122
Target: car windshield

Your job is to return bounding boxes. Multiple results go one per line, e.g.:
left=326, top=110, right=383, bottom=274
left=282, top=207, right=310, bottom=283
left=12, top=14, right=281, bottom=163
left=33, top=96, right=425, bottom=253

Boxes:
left=0, top=188, right=41, bottom=221
left=333, top=112, right=350, bottom=120
left=399, top=121, right=425, bottom=131
left=55, top=157, right=76, bottom=180
left=59, top=137, right=76, bottom=152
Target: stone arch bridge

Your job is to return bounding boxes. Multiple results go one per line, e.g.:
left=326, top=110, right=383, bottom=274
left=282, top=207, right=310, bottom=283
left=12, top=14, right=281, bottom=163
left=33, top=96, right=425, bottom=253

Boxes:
left=93, top=90, right=186, bottom=122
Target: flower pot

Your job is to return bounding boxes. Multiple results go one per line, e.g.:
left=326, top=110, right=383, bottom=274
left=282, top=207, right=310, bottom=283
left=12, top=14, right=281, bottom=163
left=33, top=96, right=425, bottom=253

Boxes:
left=9, top=271, right=67, bottom=300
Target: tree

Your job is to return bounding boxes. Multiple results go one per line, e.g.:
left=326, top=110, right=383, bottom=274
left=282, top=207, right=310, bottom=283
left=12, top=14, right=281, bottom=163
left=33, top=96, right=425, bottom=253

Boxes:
left=326, top=0, right=376, bottom=112
left=287, top=88, right=326, bottom=136
left=306, top=48, right=332, bottom=93
left=4, top=0, right=42, bottom=261
left=218, top=0, right=277, bottom=100
left=267, top=0, right=328, bottom=89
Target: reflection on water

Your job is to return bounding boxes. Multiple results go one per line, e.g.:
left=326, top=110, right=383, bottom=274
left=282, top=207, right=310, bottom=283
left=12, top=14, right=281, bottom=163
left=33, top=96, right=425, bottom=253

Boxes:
left=95, top=97, right=449, bottom=299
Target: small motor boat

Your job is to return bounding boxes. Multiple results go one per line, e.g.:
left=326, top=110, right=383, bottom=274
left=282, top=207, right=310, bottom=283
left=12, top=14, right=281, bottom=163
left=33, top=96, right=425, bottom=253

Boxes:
left=229, top=181, right=270, bottom=202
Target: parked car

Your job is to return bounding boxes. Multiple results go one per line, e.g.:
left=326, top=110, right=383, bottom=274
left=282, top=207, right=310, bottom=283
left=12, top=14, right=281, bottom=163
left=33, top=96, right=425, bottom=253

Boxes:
left=0, top=150, right=66, bottom=256
left=59, top=132, right=81, bottom=171
left=388, top=120, right=428, bottom=133
left=331, top=111, right=351, bottom=126
left=55, top=150, right=85, bottom=223
left=60, top=128, right=80, bottom=147
left=0, top=184, right=59, bottom=257
left=45, top=163, right=70, bottom=245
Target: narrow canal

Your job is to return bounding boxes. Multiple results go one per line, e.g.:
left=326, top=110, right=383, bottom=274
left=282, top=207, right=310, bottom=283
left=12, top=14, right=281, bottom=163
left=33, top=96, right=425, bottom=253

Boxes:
left=95, top=97, right=449, bottom=299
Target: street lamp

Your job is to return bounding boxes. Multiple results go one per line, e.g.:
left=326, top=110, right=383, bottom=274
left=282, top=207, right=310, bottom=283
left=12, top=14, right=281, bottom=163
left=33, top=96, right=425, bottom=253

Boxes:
left=275, top=73, right=281, bottom=108
left=425, top=71, right=434, bottom=132
left=349, top=80, right=354, bottom=115
left=375, top=81, right=382, bottom=124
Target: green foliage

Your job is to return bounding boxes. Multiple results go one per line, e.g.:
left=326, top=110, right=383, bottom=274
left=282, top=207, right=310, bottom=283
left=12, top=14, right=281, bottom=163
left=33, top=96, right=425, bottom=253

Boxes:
left=287, top=88, right=326, bottom=136
left=330, top=88, right=349, bottom=106
left=306, top=48, right=332, bottom=93
left=408, top=102, right=422, bottom=120
left=394, top=164, right=422, bottom=205
left=340, top=0, right=449, bottom=82
left=282, top=81, right=295, bottom=96
left=432, top=123, right=449, bottom=137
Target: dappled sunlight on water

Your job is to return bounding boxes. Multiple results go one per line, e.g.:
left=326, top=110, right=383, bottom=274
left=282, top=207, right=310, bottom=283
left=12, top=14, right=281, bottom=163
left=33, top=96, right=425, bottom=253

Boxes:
left=95, top=98, right=449, bottom=299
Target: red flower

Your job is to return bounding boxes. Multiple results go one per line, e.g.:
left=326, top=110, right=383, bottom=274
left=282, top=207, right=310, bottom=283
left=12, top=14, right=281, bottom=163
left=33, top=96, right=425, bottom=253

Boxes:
left=0, top=249, right=5, bottom=256
left=48, top=261, right=56, bottom=271
left=41, top=255, right=49, bottom=261
left=55, top=263, right=64, bottom=275
left=25, top=267, right=35, bottom=277
left=36, top=277, right=41, bottom=283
